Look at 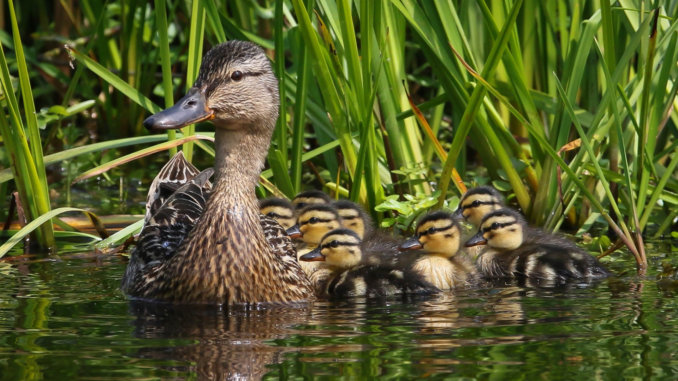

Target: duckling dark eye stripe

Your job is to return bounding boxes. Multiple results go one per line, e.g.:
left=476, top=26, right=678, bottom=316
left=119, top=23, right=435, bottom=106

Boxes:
left=322, top=242, right=360, bottom=249
left=483, top=220, right=515, bottom=233
left=418, top=223, right=455, bottom=237
left=299, top=218, right=333, bottom=226
left=266, top=212, right=293, bottom=219
left=462, top=201, right=497, bottom=210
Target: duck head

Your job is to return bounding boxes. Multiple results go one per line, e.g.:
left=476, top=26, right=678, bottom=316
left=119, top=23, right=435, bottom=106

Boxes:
left=292, top=190, right=331, bottom=214
left=299, top=228, right=362, bottom=269
left=143, top=40, right=279, bottom=132
left=296, top=204, right=343, bottom=246
left=465, top=208, right=525, bottom=251
left=453, top=186, right=504, bottom=227
left=259, top=197, right=296, bottom=230
left=399, top=211, right=462, bottom=258
left=332, top=200, right=373, bottom=240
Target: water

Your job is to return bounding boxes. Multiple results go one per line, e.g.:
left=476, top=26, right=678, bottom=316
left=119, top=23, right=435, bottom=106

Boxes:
left=1, top=248, right=678, bottom=380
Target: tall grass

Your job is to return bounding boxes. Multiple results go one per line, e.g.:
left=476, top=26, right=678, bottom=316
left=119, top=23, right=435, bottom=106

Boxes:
left=0, top=0, right=677, bottom=271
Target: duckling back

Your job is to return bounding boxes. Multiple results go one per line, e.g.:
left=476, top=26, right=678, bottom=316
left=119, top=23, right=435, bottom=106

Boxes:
left=327, top=265, right=439, bottom=298
left=469, top=208, right=610, bottom=286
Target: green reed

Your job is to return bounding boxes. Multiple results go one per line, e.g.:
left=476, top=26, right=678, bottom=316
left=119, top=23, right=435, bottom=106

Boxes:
left=0, top=1, right=676, bottom=270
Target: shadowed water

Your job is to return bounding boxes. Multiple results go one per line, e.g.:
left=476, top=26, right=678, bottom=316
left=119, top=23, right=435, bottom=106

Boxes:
left=1, top=246, right=678, bottom=380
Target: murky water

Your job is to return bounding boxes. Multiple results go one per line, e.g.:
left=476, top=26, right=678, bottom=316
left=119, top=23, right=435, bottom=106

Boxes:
left=1, top=246, right=678, bottom=380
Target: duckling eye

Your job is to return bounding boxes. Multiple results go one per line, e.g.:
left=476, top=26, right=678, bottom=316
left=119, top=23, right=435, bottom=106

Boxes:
left=329, top=240, right=339, bottom=248
left=309, top=217, right=319, bottom=224
left=231, top=70, right=244, bottom=81
left=490, top=222, right=500, bottom=230
left=471, top=200, right=481, bottom=207
left=427, top=227, right=436, bottom=235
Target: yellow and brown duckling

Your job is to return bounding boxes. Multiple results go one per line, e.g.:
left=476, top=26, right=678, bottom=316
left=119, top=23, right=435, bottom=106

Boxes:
left=122, top=41, right=314, bottom=304
left=292, top=190, right=332, bottom=214
left=333, top=199, right=403, bottom=264
left=453, top=186, right=505, bottom=227
left=292, top=204, right=344, bottom=279
left=466, top=208, right=610, bottom=285
left=259, top=197, right=296, bottom=230
left=300, top=229, right=439, bottom=298
left=399, top=211, right=477, bottom=290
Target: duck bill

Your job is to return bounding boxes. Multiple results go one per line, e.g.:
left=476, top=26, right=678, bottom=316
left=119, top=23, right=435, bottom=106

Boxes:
left=465, top=232, right=488, bottom=247
left=398, top=237, right=423, bottom=252
left=143, top=87, right=215, bottom=130
left=286, top=224, right=302, bottom=239
left=452, top=207, right=464, bottom=221
left=299, top=248, right=325, bottom=262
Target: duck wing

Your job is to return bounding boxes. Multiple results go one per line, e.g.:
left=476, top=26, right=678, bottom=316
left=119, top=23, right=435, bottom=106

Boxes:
left=144, top=151, right=211, bottom=223
left=259, top=214, right=297, bottom=260
left=133, top=168, right=214, bottom=267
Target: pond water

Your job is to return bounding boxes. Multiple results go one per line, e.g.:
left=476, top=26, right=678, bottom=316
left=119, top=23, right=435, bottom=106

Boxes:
left=1, top=246, right=678, bottom=380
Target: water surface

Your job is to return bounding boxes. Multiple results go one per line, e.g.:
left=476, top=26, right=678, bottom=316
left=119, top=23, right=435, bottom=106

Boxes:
left=1, top=248, right=677, bottom=379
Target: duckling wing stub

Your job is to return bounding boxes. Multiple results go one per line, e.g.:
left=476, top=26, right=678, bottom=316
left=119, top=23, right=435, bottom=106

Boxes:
left=327, top=265, right=440, bottom=298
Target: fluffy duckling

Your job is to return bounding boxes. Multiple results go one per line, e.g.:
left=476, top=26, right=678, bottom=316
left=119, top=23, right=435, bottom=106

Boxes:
left=292, top=190, right=331, bottom=214
left=259, top=198, right=296, bottom=230
left=453, top=186, right=505, bottom=227
left=300, top=229, right=439, bottom=298
left=294, top=204, right=343, bottom=278
left=399, top=211, right=477, bottom=290
left=466, top=208, right=610, bottom=285
left=332, top=200, right=402, bottom=261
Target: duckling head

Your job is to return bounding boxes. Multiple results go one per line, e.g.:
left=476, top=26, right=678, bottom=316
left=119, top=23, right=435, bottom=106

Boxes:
left=299, top=228, right=362, bottom=269
left=292, top=190, right=331, bottom=213
left=332, top=200, right=373, bottom=239
left=465, top=208, right=525, bottom=251
left=259, top=197, right=295, bottom=230
left=399, top=211, right=462, bottom=258
left=144, top=40, right=279, bottom=132
left=453, top=186, right=504, bottom=227
left=297, top=204, right=343, bottom=246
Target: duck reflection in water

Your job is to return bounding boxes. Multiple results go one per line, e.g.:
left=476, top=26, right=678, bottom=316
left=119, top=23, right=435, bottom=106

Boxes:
left=128, top=301, right=311, bottom=380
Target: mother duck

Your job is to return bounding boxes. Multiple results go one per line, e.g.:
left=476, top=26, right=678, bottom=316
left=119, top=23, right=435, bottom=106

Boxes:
left=122, top=41, right=314, bottom=304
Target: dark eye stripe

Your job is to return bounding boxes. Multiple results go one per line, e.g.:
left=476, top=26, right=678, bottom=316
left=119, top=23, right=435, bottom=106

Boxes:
left=418, top=223, right=455, bottom=237
left=462, top=201, right=497, bottom=210
left=482, top=220, right=516, bottom=233
left=322, top=241, right=360, bottom=249
left=266, top=212, right=293, bottom=219
left=300, top=218, right=333, bottom=226
left=340, top=215, right=360, bottom=220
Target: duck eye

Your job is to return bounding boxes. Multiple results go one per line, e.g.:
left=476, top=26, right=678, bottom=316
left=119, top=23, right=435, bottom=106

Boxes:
left=490, top=222, right=500, bottom=230
left=231, top=70, right=244, bottom=81
left=329, top=241, right=338, bottom=248
left=309, top=217, right=319, bottom=224
left=471, top=200, right=481, bottom=207
left=427, top=227, right=436, bottom=235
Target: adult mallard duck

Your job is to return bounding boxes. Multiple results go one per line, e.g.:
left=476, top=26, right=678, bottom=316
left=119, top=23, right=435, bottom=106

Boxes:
left=300, top=229, right=439, bottom=298
left=122, top=41, right=314, bottom=304
left=399, top=211, right=477, bottom=290
left=466, top=208, right=610, bottom=285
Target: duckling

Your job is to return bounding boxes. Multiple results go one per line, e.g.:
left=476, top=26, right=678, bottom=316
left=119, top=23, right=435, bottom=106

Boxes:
left=294, top=204, right=343, bottom=278
left=453, top=186, right=505, bottom=227
left=259, top=197, right=296, bottom=230
left=300, top=229, right=439, bottom=298
left=123, top=41, right=314, bottom=304
left=292, top=190, right=331, bottom=214
left=332, top=199, right=402, bottom=263
left=399, top=211, right=477, bottom=290
left=466, top=208, right=610, bottom=285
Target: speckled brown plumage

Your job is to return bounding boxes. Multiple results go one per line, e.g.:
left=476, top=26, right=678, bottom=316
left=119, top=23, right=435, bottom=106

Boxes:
left=122, top=41, right=314, bottom=304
